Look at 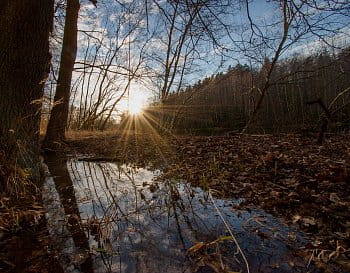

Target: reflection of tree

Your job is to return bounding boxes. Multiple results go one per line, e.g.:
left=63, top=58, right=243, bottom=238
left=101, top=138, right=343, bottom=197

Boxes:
left=45, top=155, right=94, bottom=273
left=66, top=160, right=237, bottom=271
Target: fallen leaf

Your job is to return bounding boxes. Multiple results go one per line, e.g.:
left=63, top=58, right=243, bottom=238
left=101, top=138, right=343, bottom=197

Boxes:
left=329, top=193, right=340, bottom=203
left=292, top=214, right=301, bottom=223
left=301, top=217, right=316, bottom=226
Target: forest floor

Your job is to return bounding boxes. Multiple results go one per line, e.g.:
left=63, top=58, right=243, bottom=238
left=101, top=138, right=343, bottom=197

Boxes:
left=66, top=130, right=350, bottom=272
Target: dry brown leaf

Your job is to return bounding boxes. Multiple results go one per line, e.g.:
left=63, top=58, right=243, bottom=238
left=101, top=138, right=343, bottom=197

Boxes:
left=301, top=217, right=316, bottom=226
left=329, top=193, right=341, bottom=203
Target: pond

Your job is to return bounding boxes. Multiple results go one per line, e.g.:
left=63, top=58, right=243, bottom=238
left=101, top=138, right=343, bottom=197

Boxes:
left=42, top=156, right=316, bottom=273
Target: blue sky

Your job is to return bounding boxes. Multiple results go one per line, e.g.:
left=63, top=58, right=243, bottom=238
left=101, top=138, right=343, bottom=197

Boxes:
left=53, top=0, right=350, bottom=115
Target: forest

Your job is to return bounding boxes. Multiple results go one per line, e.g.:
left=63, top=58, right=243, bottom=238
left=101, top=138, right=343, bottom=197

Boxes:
left=149, top=48, right=350, bottom=134
left=0, top=1, right=349, bottom=273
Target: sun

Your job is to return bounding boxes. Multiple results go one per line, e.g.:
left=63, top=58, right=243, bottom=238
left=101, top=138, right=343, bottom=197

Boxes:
left=128, top=100, right=143, bottom=115
left=127, top=91, right=147, bottom=115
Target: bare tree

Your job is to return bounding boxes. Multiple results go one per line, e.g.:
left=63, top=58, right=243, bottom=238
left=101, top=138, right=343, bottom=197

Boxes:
left=44, top=0, right=81, bottom=150
left=239, top=0, right=350, bottom=132
left=44, top=0, right=99, bottom=149
left=66, top=0, right=150, bottom=130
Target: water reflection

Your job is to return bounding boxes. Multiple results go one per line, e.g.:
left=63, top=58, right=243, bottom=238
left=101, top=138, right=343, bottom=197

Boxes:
left=44, top=156, right=93, bottom=273
left=43, top=158, right=314, bottom=273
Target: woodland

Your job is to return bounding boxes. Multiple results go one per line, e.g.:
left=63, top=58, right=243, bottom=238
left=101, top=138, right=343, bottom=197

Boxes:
left=0, top=1, right=349, bottom=273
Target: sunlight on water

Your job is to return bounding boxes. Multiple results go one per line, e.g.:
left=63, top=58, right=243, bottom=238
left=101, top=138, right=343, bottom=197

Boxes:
left=43, top=158, right=313, bottom=273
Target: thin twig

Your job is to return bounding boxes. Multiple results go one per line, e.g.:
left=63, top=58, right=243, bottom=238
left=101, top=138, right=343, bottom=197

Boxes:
left=208, top=189, right=250, bottom=273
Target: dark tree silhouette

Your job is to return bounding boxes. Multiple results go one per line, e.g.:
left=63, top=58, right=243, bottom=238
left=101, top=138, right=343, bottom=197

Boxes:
left=0, top=0, right=53, bottom=182
left=44, top=0, right=80, bottom=150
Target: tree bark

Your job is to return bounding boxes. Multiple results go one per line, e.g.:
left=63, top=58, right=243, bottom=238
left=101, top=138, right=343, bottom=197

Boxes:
left=0, top=0, right=53, bottom=180
left=44, top=0, right=80, bottom=150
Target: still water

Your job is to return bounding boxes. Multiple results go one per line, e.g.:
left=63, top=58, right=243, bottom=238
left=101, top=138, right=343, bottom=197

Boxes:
left=42, top=157, right=314, bottom=273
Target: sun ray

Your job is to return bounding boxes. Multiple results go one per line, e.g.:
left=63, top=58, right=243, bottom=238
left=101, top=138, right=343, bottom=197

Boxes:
left=134, top=113, right=174, bottom=165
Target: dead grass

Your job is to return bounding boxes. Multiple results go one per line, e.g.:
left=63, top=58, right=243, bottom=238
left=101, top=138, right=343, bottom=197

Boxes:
left=66, top=129, right=121, bottom=139
left=0, top=152, right=32, bottom=197
left=0, top=150, right=41, bottom=231
left=0, top=150, right=61, bottom=273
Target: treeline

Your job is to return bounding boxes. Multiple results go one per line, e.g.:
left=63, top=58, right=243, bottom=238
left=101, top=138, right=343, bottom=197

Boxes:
left=144, top=48, right=350, bottom=134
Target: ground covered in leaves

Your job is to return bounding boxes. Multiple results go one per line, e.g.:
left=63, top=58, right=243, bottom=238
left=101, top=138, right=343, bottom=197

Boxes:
left=66, top=131, right=350, bottom=272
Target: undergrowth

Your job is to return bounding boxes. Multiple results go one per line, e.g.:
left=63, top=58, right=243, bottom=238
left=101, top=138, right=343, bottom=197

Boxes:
left=0, top=150, right=40, bottom=232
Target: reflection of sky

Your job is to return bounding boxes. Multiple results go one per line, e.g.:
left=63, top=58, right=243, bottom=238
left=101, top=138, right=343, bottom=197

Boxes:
left=44, top=159, right=312, bottom=273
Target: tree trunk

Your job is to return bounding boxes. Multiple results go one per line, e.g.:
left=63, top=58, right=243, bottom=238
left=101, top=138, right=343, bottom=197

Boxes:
left=44, top=0, right=80, bottom=150
left=0, top=0, right=53, bottom=181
